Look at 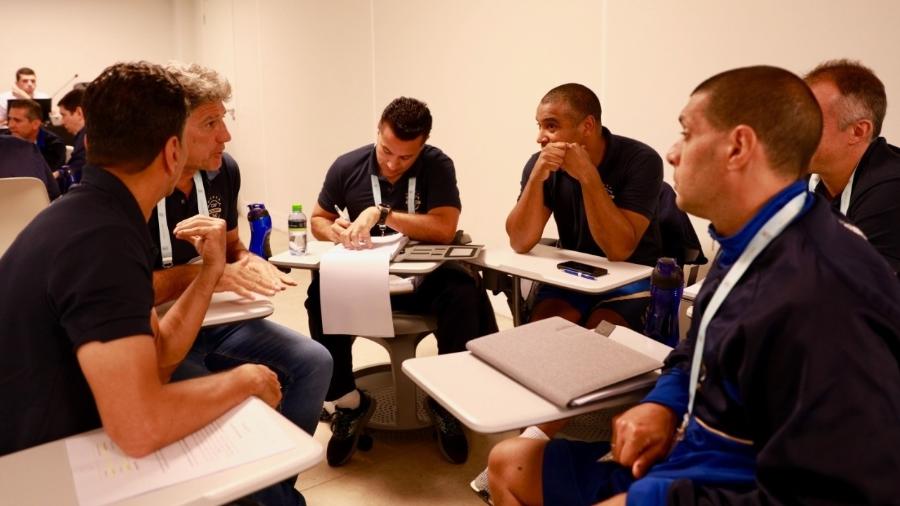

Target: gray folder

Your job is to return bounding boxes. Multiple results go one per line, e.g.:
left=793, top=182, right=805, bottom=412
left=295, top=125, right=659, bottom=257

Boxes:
left=466, top=317, right=667, bottom=408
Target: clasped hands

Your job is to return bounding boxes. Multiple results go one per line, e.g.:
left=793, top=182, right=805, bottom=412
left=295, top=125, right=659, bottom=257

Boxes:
left=532, top=141, right=600, bottom=185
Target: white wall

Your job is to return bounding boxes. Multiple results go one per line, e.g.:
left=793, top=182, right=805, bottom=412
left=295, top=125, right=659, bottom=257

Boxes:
left=10, top=0, right=900, bottom=255
left=0, top=0, right=180, bottom=105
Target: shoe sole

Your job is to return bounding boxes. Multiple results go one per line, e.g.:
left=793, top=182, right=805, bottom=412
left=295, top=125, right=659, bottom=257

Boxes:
left=329, top=395, right=377, bottom=467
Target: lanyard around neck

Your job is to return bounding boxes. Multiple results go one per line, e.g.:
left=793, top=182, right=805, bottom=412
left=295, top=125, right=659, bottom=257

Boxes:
left=370, top=174, right=416, bottom=213
left=156, top=171, right=209, bottom=268
left=807, top=169, right=856, bottom=215
left=686, top=191, right=808, bottom=419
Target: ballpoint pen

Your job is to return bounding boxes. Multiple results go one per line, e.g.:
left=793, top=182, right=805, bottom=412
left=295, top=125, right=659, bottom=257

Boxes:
left=334, top=204, right=350, bottom=221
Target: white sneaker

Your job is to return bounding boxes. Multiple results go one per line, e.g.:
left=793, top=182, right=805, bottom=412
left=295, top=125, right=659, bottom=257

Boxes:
left=469, top=468, right=493, bottom=505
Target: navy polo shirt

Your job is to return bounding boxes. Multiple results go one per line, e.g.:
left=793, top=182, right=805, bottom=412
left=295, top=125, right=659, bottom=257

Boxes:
left=0, top=134, right=60, bottom=200
left=148, top=153, right=241, bottom=268
left=318, top=143, right=461, bottom=235
left=0, top=165, right=155, bottom=455
left=519, top=127, right=663, bottom=266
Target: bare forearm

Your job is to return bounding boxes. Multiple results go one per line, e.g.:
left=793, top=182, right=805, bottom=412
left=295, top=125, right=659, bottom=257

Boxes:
left=581, top=181, right=641, bottom=261
left=386, top=211, right=457, bottom=244
left=152, top=264, right=201, bottom=305
left=311, top=216, right=338, bottom=242
left=506, top=179, right=550, bottom=253
left=155, top=264, right=223, bottom=378
left=108, top=367, right=261, bottom=457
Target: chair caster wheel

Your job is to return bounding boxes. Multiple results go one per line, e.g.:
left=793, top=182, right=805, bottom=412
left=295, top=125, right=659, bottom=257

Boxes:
left=358, top=434, right=373, bottom=451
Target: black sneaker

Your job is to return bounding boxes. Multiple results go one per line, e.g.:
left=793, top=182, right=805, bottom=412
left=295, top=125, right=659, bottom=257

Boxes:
left=326, top=391, right=376, bottom=467
left=427, top=397, right=468, bottom=464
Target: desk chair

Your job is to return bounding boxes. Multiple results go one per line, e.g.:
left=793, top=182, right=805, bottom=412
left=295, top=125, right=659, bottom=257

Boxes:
left=354, top=312, right=438, bottom=431
left=0, top=177, right=50, bottom=256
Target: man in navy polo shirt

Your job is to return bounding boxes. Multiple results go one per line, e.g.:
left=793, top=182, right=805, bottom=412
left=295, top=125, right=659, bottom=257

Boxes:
left=149, top=61, right=332, bottom=506
left=805, top=59, right=900, bottom=273
left=0, top=134, right=59, bottom=200
left=506, top=83, right=663, bottom=331
left=307, top=96, right=498, bottom=467
left=0, top=61, right=283, bottom=468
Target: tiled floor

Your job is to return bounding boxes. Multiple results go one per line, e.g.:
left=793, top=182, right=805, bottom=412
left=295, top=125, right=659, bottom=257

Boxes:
left=249, top=223, right=517, bottom=504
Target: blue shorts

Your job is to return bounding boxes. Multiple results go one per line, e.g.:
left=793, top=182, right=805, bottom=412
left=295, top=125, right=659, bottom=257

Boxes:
left=533, top=279, right=651, bottom=329
left=542, top=440, right=635, bottom=506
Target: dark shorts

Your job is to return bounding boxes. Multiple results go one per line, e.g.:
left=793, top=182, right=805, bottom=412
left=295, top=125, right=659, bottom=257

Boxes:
left=542, top=440, right=635, bottom=506
left=533, top=282, right=650, bottom=330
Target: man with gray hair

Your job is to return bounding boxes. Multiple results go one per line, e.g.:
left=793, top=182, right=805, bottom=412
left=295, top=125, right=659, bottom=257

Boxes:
left=805, top=59, right=900, bottom=273
left=148, top=62, right=332, bottom=506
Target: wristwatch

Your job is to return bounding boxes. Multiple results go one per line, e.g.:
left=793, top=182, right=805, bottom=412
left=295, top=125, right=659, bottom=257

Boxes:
left=376, top=204, right=391, bottom=233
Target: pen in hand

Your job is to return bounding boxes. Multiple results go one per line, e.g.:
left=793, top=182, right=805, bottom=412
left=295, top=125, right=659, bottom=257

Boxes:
left=333, top=204, right=350, bottom=222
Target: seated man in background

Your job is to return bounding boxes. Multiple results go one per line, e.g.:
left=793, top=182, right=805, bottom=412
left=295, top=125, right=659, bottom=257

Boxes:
left=0, top=59, right=284, bottom=488
left=58, top=87, right=87, bottom=173
left=0, top=134, right=60, bottom=200
left=0, top=67, right=49, bottom=125
left=307, top=96, right=498, bottom=467
left=506, top=83, right=663, bottom=330
left=488, top=66, right=900, bottom=506
left=805, top=59, right=900, bottom=273
left=148, top=63, right=331, bottom=504
left=7, top=99, right=66, bottom=172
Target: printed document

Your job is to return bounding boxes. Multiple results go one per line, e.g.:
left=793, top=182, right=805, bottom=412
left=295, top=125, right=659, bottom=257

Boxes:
left=66, top=398, right=295, bottom=506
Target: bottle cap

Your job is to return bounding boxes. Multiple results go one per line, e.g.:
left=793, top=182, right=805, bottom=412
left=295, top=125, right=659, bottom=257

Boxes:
left=292, top=204, right=302, bottom=212
left=651, top=257, right=684, bottom=289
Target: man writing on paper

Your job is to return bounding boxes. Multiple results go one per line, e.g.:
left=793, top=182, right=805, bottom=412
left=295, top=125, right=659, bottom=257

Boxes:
left=506, top=83, right=663, bottom=330
left=488, top=66, right=900, bottom=505
left=0, top=61, right=284, bottom=479
left=805, top=59, right=900, bottom=273
left=148, top=63, right=332, bottom=503
left=307, top=96, right=498, bottom=466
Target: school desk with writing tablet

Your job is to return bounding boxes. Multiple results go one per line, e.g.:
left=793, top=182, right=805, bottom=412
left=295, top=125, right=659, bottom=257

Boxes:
left=0, top=398, right=322, bottom=506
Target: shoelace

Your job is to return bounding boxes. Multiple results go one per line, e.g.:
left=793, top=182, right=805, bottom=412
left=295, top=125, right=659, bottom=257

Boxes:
left=331, top=407, right=361, bottom=438
left=432, top=405, right=462, bottom=435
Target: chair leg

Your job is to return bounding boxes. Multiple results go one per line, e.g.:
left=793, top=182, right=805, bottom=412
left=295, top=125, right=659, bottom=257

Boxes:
left=388, top=332, right=427, bottom=429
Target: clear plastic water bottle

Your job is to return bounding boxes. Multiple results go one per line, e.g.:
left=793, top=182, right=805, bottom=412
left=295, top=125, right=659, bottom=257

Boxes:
left=643, top=257, right=684, bottom=347
left=247, top=203, right=272, bottom=259
left=288, top=203, right=307, bottom=255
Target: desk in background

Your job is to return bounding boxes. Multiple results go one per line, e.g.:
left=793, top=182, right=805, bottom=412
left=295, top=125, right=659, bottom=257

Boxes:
left=470, top=243, right=653, bottom=325
left=269, top=240, right=440, bottom=275
left=155, top=291, right=274, bottom=328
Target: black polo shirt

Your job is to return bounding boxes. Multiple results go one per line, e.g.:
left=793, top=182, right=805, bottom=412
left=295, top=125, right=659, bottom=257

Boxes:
left=148, top=153, right=241, bottom=268
left=37, top=127, right=66, bottom=171
left=812, top=137, right=900, bottom=273
left=0, top=134, right=60, bottom=200
left=519, top=127, right=663, bottom=266
left=317, top=144, right=461, bottom=235
left=0, top=165, right=155, bottom=456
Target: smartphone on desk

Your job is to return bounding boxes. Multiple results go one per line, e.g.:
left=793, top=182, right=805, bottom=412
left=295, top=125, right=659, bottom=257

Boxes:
left=557, top=260, right=608, bottom=279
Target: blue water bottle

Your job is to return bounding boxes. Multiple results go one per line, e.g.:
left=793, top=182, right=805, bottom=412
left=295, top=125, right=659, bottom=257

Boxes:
left=643, top=257, right=684, bottom=347
left=247, top=203, right=272, bottom=259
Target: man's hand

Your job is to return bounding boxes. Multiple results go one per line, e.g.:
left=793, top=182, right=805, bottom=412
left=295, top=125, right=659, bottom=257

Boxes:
left=328, top=217, right=352, bottom=243
left=611, top=403, right=678, bottom=478
left=215, top=256, right=278, bottom=298
left=245, top=253, right=296, bottom=290
left=562, top=143, right=601, bottom=186
left=236, top=363, right=282, bottom=408
left=530, top=142, right=567, bottom=183
left=11, top=82, right=29, bottom=99
left=173, top=216, right=227, bottom=270
left=339, top=206, right=380, bottom=249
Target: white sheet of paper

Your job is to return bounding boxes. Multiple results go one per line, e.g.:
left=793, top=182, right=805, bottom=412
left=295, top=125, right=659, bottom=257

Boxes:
left=319, top=235, right=407, bottom=337
left=66, top=398, right=294, bottom=506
